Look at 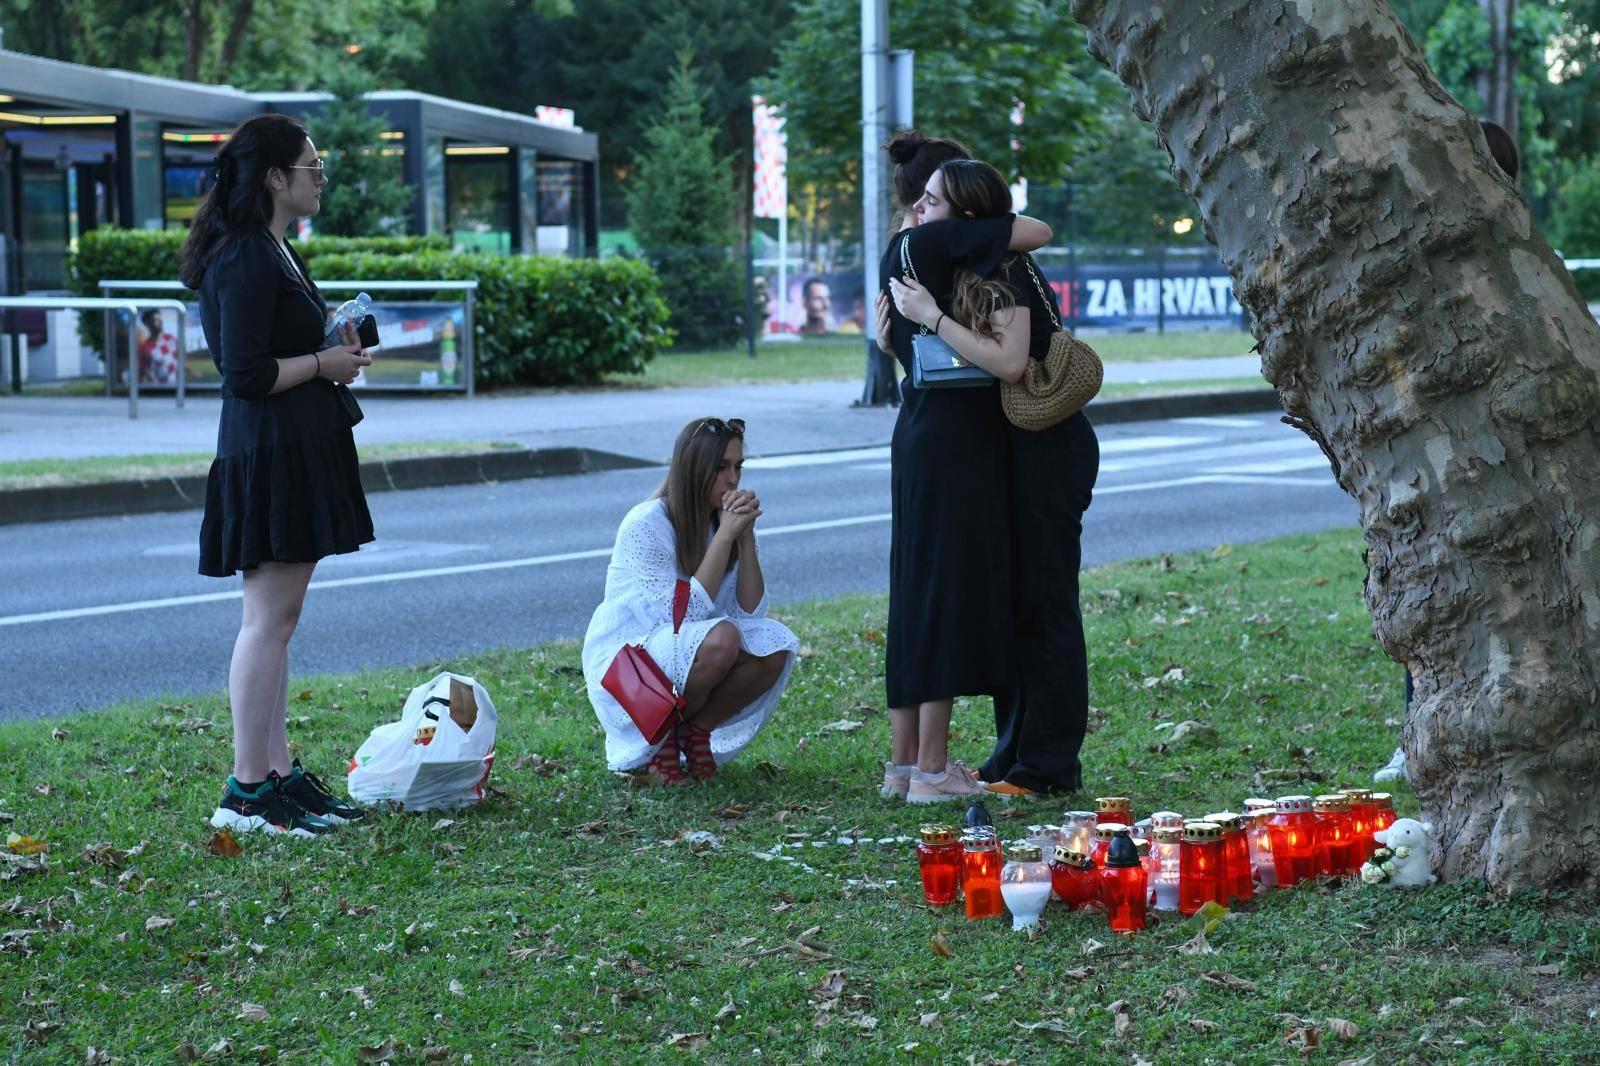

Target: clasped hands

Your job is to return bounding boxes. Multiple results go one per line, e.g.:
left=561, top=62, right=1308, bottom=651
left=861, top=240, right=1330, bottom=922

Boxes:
left=717, top=489, right=762, bottom=540
left=887, top=276, right=941, bottom=332
left=316, top=322, right=373, bottom=386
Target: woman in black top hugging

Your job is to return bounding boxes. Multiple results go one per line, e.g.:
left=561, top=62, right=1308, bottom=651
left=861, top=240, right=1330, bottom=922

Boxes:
left=889, top=158, right=1101, bottom=797
left=178, top=114, right=373, bottom=837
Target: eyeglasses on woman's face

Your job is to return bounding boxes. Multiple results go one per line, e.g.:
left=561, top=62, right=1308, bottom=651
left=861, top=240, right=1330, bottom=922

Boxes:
left=697, top=417, right=745, bottom=437
left=284, top=158, right=328, bottom=184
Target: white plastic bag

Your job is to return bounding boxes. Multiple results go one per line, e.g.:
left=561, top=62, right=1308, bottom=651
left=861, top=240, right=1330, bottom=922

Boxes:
left=346, top=672, right=497, bottom=811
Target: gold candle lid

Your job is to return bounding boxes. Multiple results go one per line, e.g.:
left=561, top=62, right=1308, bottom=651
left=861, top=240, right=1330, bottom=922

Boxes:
left=919, top=824, right=957, bottom=845
left=1182, top=820, right=1223, bottom=843
left=1095, top=821, right=1128, bottom=840
left=1095, top=796, right=1131, bottom=813
left=1204, top=811, right=1244, bottom=831
left=1338, top=787, right=1374, bottom=802
left=1153, top=826, right=1182, bottom=844
left=1370, top=792, right=1394, bottom=807
left=1313, top=794, right=1351, bottom=813
left=1006, top=843, right=1043, bottom=863
left=1052, top=845, right=1091, bottom=867
left=1242, top=798, right=1276, bottom=813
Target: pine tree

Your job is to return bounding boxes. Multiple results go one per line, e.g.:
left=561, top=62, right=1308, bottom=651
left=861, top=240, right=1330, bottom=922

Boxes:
left=308, top=67, right=414, bottom=237
left=624, top=49, right=744, bottom=347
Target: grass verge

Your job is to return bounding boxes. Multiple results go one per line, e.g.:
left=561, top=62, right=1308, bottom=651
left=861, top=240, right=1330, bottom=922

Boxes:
left=2, top=528, right=1595, bottom=1062
left=0, top=441, right=527, bottom=491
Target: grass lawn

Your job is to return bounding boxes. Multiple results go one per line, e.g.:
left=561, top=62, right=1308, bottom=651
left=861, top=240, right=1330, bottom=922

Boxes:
left=616, top=329, right=1253, bottom=388
left=2, top=529, right=1595, bottom=1063
left=0, top=441, right=527, bottom=492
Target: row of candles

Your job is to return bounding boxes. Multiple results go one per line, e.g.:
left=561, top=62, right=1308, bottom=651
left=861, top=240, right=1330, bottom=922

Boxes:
left=916, top=789, right=1399, bottom=933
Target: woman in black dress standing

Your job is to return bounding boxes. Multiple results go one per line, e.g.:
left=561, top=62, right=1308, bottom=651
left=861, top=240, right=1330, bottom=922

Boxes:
left=890, top=158, right=1100, bottom=797
left=876, top=136, right=1055, bottom=804
left=177, top=114, right=374, bottom=836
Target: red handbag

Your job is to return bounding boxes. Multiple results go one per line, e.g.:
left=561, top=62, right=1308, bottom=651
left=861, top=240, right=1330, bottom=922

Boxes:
left=601, top=579, right=692, bottom=746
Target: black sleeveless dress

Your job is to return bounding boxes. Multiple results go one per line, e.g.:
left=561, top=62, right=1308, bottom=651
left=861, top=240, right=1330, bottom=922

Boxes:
left=197, top=231, right=374, bottom=577
left=881, top=217, right=1017, bottom=707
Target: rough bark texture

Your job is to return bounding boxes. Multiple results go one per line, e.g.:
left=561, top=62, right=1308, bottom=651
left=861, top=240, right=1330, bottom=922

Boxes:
left=1069, top=0, right=1600, bottom=892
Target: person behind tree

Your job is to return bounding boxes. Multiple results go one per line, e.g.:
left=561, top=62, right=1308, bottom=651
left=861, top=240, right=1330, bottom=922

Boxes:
left=889, top=158, right=1101, bottom=797
left=582, top=417, right=797, bottom=783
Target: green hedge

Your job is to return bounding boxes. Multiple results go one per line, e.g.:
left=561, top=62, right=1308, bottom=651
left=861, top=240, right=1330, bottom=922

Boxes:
left=70, top=227, right=448, bottom=351
left=68, top=228, right=670, bottom=387
left=309, top=251, right=671, bottom=387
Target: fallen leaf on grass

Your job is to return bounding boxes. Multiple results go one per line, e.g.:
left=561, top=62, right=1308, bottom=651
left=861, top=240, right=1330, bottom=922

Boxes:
left=514, top=752, right=565, bottom=775
left=1201, top=970, right=1257, bottom=992
left=355, top=1040, right=396, bottom=1062
left=431, top=819, right=455, bottom=831
left=666, top=829, right=721, bottom=853
left=716, top=996, right=737, bottom=1023
left=666, top=1032, right=708, bottom=1051
left=860, top=629, right=886, bottom=645
left=1189, top=1018, right=1221, bottom=1033
left=1109, top=1000, right=1133, bottom=1035
left=23, top=1020, right=62, bottom=1046
left=1337, top=1057, right=1376, bottom=1066
left=145, top=915, right=174, bottom=932
left=51, top=727, right=69, bottom=742
left=207, top=830, right=244, bottom=858
left=423, top=1048, right=452, bottom=1061
left=1285, top=1026, right=1321, bottom=1054
left=1527, top=963, right=1562, bottom=976
left=1178, top=931, right=1216, bottom=956
left=930, top=932, right=953, bottom=957
left=448, top=979, right=466, bottom=997
left=1186, top=900, right=1229, bottom=936
left=7, top=833, right=48, bottom=855
left=918, top=1012, right=941, bottom=1029
left=1062, top=966, right=1094, bottom=980
left=238, top=1002, right=270, bottom=1022
left=821, top=720, right=863, bottom=732
left=174, top=1042, right=200, bottom=1062
left=206, top=1039, right=234, bottom=1058
left=1080, top=938, right=1107, bottom=956
left=1326, top=1018, right=1360, bottom=1039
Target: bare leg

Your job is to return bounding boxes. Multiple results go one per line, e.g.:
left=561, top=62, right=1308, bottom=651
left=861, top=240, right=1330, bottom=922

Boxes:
left=687, top=650, right=788, bottom=732
left=266, top=643, right=292, bottom=776
left=888, top=706, right=918, bottom=766
left=916, top=698, right=956, bottom=774
left=229, top=561, right=314, bottom=783
left=680, top=622, right=742, bottom=714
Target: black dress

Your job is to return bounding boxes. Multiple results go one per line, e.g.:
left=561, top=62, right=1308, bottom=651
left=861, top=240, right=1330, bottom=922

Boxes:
left=978, top=253, right=1100, bottom=793
left=881, top=217, right=1017, bottom=708
left=197, top=231, right=374, bottom=578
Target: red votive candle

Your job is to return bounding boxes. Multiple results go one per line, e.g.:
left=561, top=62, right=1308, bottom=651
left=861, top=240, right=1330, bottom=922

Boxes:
left=1338, top=788, right=1377, bottom=862
left=960, top=828, right=1004, bottom=921
left=1050, top=846, right=1100, bottom=909
left=917, top=824, right=962, bottom=907
left=1179, top=820, right=1225, bottom=916
left=1314, top=795, right=1360, bottom=876
left=1204, top=811, right=1253, bottom=901
left=1370, top=792, right=1396, bottom=838
left=1269, top=795, right=1319, bottom=886
left=1099, top=829, right=1148, bottom=933
left=1095, top=796, right=1132, bottom=827
left=1091, top=822, right=1125, bottom=868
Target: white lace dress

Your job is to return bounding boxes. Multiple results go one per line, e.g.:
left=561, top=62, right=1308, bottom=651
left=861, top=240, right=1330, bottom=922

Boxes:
left=582, top=498, right=798, bottom=771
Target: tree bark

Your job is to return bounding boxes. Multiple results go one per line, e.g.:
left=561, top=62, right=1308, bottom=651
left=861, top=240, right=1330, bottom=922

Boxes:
left=219, top=0, right=257, bottom=76
left=184, top=0, right=209, bottom=83
left=1069, top=0, right=1600, bottom=893
left=1477, top=0, right=1518, bottom=143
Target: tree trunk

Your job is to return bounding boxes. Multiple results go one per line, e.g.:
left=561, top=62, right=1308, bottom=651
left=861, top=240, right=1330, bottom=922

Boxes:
left=1068, top=0, right=1600, bottom=893
left=1476, top=0, right=1518, bottom=143
left=219, top=0, right=257, bottom=76
left=184, top=0, right=208, bottom=83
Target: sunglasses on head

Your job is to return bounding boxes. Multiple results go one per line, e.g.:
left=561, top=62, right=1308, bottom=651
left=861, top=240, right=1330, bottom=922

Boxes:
left=697, top=417, right=746, bottom=437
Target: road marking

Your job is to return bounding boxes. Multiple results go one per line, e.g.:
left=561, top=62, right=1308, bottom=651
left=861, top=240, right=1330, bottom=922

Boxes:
left=1100, top=438, right=1323, bottom=474
left=1174, top=416, right=1268, bottom=428
left=1097, top=434, right=1211, bottom=454
left=0, top=474, right=1333, bottom=629
left=1211, top=456, right=1334, bottom=475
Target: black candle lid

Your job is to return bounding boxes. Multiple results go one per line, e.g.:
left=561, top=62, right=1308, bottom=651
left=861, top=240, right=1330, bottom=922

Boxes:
left=1104, top=828, right=1141, bottom=868
left=963, top=800, right=994, bottom=829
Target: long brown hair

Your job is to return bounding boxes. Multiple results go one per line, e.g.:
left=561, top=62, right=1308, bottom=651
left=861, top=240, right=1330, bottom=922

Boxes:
left=937, top=159, right=1017, bottom=342
left=177, top=114, right=311, bottom=289
left=654, top=417, right=743, bottom=575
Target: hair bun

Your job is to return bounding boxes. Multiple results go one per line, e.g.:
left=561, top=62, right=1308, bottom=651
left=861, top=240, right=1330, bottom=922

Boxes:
left=886, top=129, right=928, bottom=165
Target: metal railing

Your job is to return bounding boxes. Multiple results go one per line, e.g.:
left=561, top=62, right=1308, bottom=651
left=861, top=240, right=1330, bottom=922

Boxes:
left=99, top=280, right=479, bottom=399
left=0, top=296, right=189, bottom=419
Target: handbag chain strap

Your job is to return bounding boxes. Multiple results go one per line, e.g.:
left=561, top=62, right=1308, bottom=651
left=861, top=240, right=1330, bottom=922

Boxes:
left=1022, top=254, right=1063, bottom=332
left=898, top=235, right=934, bottom=336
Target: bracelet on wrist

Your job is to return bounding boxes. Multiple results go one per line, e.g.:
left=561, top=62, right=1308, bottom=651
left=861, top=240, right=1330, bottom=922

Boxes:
left=933, top=312, right=946, bottom=335
left=312, top=351, right=322, bottom=378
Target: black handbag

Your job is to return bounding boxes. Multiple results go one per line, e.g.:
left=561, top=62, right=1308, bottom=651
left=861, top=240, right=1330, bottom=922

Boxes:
left=334, top=382, right=364, bottom=427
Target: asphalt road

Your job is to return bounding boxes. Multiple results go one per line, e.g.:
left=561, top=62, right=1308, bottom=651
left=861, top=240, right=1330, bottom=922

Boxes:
left=1, top=412, right=1358, bottom=720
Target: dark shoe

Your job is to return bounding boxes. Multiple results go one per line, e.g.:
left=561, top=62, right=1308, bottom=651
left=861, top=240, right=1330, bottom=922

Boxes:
left=282, top=759, right=367, bottom=824
left=211, top=772, right=336, bottom=837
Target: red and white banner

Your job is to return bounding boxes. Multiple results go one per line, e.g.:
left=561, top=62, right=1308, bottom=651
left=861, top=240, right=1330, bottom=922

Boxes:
left=752, top=95, right=787, bottom=220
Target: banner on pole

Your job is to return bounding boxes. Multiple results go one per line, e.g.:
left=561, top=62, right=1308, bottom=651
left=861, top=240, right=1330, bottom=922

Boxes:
left=752, top=95, right=787, bottom=220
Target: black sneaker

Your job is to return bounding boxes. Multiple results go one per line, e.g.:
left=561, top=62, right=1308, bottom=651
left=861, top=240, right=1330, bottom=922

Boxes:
left=282, top=759, right=367, bottom=824
left=211, top=772, right=336, bottom=837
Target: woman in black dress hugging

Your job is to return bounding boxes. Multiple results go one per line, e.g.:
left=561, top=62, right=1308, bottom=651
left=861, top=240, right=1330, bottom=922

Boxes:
left=177, top=114, right=374, bottom=837
left=891, top=158, right=1100, bottom=798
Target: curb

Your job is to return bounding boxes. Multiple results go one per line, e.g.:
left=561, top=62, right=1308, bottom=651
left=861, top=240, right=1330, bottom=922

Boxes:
left=1, top=388, right=1281, bottom=526
left=0, top=447, right=656, bottom=526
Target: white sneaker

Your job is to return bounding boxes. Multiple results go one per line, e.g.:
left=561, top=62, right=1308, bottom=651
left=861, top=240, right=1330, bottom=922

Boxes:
left=879, top=762, right=912, bottom=800
left=1373, top=747, right=1408, bottom=782
left=907, top=761, right=986, bottom=804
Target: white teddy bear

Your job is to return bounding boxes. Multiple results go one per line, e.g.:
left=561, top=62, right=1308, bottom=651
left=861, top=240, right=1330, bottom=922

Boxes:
left=1367, top=818, right=1437, bottom=887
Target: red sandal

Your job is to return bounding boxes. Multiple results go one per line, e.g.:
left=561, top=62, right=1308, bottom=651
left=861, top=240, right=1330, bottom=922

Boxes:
left=679, top=723, right=717, bottom=781
left=647, top=734, right=686, bottom=784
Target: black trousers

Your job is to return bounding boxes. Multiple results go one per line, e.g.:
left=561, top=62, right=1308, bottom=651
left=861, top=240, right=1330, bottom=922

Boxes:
left=980, top=413, right=1099, bottom=793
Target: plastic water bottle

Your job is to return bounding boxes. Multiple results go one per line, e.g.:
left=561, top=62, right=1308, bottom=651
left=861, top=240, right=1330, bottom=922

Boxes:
left=323, top=292, right=372, bottom=348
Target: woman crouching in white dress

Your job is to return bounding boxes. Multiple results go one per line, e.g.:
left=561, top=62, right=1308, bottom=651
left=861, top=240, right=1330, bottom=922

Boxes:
left=583, top=416, right=797, bottom=783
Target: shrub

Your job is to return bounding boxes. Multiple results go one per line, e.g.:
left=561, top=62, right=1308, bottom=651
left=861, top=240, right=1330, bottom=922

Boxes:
left=287, top=250, right=671, bottom=387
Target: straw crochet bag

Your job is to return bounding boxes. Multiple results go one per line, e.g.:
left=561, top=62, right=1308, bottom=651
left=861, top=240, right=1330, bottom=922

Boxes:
left=1001, top=255, right=1104, bottom=430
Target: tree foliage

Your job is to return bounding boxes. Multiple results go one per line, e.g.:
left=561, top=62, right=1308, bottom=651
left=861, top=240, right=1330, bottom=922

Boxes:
left=305, top=67, right=413, bottom=238
left=624, top=50, right=744, bottom=348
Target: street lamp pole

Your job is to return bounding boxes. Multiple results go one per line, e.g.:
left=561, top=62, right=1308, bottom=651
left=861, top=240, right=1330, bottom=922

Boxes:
left=858, top=0, right=896, bottom=406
